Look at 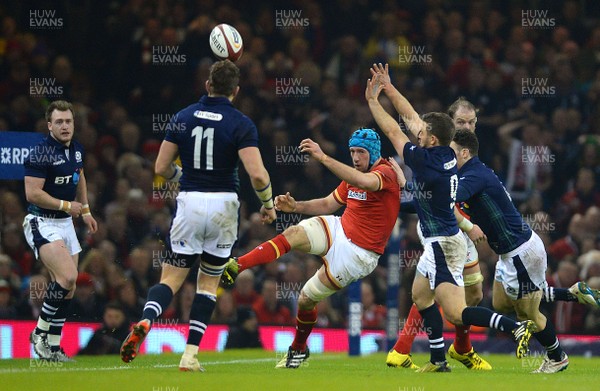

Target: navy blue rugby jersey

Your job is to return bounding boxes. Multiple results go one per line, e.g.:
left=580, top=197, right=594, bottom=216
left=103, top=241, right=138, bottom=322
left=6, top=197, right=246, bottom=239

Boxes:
left=24, top=134, right=84, bottom=218
left=164, top=96, right=259, bottom=192
left=456, top=157, right=532, bottom=254
left=403, top=143, right=459, bottom=238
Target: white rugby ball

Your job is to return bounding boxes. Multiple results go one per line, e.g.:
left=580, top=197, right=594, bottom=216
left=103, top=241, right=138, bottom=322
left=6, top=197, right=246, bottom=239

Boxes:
left=209, top=23, right=243, bottom=62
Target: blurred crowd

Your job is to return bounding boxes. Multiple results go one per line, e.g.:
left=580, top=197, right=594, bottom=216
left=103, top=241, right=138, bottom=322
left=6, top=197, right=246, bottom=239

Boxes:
left=1, top=0, right=600, bottom=335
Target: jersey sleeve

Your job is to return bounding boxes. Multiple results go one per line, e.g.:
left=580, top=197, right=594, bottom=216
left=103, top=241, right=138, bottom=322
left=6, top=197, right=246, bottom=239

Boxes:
left=332, top=181, right=348, bottom=205
left=164, top=112, right=182, bottom=144
left=456, top=173, right=484, bottom=202
left=24, top=147, right=48, bottom=178
left=235, top=117, right=259, bottom=150
left=372, top=164, right=398, bottom=192
left=403, top=142, right=427, bottom=172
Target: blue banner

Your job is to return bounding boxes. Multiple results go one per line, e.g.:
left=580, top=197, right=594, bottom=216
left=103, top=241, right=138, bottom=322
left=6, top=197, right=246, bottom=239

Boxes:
left=0, top=131, right=45, bottom=180
left=348, top=280, right=362, bottom=356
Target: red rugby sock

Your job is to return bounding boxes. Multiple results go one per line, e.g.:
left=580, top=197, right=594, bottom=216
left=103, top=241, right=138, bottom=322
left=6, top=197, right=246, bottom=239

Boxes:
left=238, top=234, right=291, bottom=273
left=291, top=308, right=317, bottom=351
left=393, top=304, right=421, bottom=354
left=454, top=325, right=472, bottom=354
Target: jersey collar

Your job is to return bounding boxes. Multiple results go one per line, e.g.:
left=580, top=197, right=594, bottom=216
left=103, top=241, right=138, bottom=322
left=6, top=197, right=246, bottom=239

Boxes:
left=458, top=156, right=480, bottom=174
left=46, top=133, right=71, bottom=149
left=201, top=95, right=232, bottom=106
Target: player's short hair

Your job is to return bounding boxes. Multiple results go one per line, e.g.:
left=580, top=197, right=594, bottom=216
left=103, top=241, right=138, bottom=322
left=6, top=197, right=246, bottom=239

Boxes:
left=209, top=60, right=240, bottom=96
left=422, top=112, right=455, bottom=146
left=447, top=97, right=477, bottom=119
left=45, top=100, right=74, bottom=122
left=453, top=129, right=479, bottom=156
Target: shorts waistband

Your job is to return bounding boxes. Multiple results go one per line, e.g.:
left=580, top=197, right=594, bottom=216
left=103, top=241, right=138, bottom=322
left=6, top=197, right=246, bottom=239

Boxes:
left=178, top=191, right=237, bottom=199
left=501, top=231, right=534, bottom=260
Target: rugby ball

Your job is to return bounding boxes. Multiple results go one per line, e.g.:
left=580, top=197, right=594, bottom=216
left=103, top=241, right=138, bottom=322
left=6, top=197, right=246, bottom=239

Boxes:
left=209, top=24, right=243, bottom=62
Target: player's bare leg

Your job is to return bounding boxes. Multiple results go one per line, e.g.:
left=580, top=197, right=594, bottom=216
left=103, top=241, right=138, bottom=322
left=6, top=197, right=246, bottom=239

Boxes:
left=121, top=263, right=189, bottom=363
left=449, top=264, right=491, bottom=370
left=31, top=241, right=77, bottom=361
left=512, top=290, right=569, bottom=373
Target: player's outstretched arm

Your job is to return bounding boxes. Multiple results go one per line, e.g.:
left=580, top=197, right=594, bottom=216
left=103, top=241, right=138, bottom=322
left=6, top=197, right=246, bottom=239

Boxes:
left=365, top=76, right=409, bottom=159
left=370, top=63, right=426, bottom=139
left=275, top=192, right=341, bottom=216
left=238, top=146, right=276, bottom=224
left=299, top=138, right=381, bottom=191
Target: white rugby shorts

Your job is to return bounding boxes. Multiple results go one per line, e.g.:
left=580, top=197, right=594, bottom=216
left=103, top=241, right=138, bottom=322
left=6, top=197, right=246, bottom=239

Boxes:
left=307, top=215, right=380, bottom=289
left=416, top=225, right=467, bottom=290
left=23, top=214, right=81, bottom=259
left=494, top=231, right=548, bottom=300
left=169, top=191, right=239, bottom=258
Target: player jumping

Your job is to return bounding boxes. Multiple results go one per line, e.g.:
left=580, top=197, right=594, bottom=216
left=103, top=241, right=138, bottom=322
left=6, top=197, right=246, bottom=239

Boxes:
left=367, top=63, right=535, bottom=372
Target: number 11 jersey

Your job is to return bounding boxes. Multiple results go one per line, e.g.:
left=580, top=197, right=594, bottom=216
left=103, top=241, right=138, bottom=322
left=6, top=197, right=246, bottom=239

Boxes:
left=164, top=96, right=258, bottom=193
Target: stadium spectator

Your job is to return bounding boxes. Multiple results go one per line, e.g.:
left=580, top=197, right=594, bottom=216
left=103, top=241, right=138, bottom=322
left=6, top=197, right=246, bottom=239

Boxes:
left=232, top=269, right=259, bottom=307
left=78, top=302, right=130, bottom=356
left=252, top=279, right=293, bottom=326
left=224, top=307, right=263, bottom=349
left=361, top=281, right=386, bottom=329
left=70, top=272, right=105, bottom=322
left=0, top=280, right=17, bottom=319
left=212, top=289, right=237, bottom=325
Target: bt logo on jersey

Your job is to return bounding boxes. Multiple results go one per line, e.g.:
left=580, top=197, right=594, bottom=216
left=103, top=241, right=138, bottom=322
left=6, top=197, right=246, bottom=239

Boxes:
left=54, top=175, right=72, bottom=184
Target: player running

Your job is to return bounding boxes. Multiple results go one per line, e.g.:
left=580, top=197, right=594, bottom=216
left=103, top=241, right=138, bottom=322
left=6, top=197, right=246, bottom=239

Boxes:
left=367, top=63, right=535, bottom=372
left=221, top=128, right=401, bottom=369
left=120, top=60, right=276, bottom=371
left=451, top=130, right=569, bottom=373
left=24, top=100, right=98, bottom=361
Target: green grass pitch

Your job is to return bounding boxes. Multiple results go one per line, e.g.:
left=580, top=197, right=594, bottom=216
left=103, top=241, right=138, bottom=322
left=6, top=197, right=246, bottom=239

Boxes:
left=1, top=351, right=598, bottom=391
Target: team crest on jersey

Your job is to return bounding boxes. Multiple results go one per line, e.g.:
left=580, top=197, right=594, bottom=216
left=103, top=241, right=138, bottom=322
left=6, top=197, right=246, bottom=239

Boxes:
left=75, top=151, right=82, bottom=162
left=194, top=110, right=223, bottom=121
left=444, top=158, right=457, bottom=170
left=347, top=189, right=367, bottom=201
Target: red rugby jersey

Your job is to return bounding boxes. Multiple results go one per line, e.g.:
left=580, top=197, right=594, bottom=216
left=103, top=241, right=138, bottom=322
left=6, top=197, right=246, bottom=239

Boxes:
left=332, top=159, right=400, bottom=254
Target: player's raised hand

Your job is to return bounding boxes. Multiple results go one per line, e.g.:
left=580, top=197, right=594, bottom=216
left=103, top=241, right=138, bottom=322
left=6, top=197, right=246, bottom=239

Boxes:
left=83, top=214, right=98, bottom=234
left=274, top=192, right=297, bottom=213
left=468, top=224, right=487, bottom=245
left=260, top=205, right=276, bottom=224
left=365, top=76, right=384, bottom=102
left=387, top=157, right=406, bottom=189
left=299, top=138, right=327, bottom=163
left=370, top=63, right=390, bottom=87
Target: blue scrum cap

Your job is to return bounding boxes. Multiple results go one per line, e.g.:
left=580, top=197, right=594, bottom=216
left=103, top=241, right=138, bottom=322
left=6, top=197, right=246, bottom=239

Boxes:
left=348, top=128, right=381, bottom=167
